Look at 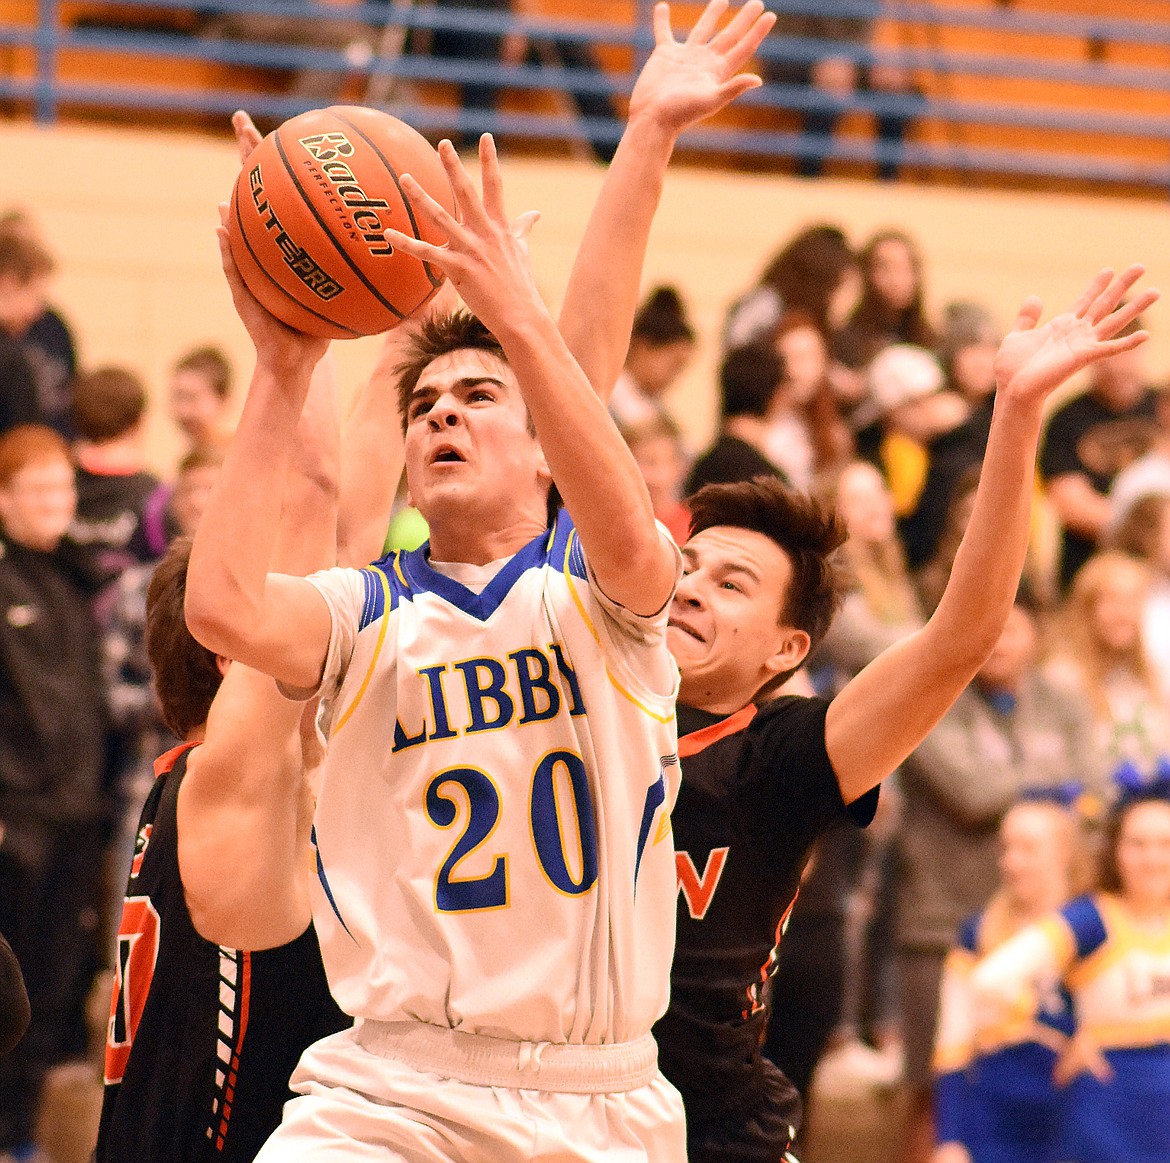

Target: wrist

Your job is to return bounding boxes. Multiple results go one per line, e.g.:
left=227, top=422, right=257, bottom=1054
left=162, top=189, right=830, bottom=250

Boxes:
left=621, top=108, right=679, bottom=154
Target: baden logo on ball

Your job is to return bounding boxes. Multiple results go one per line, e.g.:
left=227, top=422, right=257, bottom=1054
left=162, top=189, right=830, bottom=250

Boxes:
left=227, top=106, right=456, bottom=339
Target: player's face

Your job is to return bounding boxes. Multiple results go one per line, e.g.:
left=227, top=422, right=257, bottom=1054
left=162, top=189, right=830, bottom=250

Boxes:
left=998, top=804, right=1068, bottom=912
left=670, top=526, right=810, bottom=713
left=1116, top=800, right=1170, bottom=909
left=0, top=455, right=76, bottom=551
left=403, top=348, right=550, bottom=536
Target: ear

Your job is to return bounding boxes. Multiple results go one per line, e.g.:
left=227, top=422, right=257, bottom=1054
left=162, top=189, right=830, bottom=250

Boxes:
left=762, top=627, right=812, bottom=683
left=215, top=654, right=232, bottom=678
left=534, top=448, right=553, bottom=489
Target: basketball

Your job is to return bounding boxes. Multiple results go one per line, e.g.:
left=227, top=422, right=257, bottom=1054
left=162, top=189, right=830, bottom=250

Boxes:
left=227, top=106, right=455, bottom=339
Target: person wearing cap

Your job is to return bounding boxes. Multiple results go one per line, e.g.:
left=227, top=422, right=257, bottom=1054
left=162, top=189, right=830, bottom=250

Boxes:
left=862, top=343, right=967, bottom=535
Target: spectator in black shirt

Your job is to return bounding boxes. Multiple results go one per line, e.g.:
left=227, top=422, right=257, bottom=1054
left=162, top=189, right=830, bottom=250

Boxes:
left=685, top=343, right=788, bottom=495
left=0, top=931, right=29, bottom=1056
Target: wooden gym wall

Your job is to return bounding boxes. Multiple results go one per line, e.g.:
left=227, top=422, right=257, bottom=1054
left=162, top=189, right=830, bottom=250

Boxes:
left=8, top=120, right=1170, bottom=473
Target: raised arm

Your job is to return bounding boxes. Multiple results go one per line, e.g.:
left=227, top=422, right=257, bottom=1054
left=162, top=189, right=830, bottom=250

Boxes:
left=177, top=335, right=341, bottom=950
left=388, top=135, right=678, bottom=615
left=184, top=217, right=334, bottom=688
left=826, top=268, right=1158, bottom=804
left=558, top=0, right=775, bottom=399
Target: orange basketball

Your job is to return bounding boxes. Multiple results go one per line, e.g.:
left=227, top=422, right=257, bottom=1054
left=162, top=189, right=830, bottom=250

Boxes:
left=227, top=106, right=455, bottom=339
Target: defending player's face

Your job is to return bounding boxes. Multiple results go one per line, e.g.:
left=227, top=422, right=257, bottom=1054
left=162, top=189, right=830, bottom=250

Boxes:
left=0, top=454, right=76, bottom=552
left=669, top=526, right=808, bottom=712
left=403, top=348, right=550, bottom=529
left=1116, top=800, right=1170, bottom=908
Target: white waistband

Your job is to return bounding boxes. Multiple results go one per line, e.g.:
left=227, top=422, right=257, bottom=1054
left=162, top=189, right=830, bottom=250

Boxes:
left=354, top=1020, right=659, bottom=1094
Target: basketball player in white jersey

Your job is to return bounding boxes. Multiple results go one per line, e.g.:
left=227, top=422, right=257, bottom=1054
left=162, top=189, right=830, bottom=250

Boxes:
left=185, top=5, right=776, bottom=1158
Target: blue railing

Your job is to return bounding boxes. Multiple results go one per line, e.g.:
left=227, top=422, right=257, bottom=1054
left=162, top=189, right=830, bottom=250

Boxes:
left=2, top=0, right=1169, bottom=190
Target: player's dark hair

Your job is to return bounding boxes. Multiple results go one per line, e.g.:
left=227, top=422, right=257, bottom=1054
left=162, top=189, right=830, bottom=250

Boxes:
left=71, top=365, right=148, bottom=443
left=394, top=309, right=561, bottom=526
left=174, top=345, right=233, bottom=400
left=688, top=476, right=847, bottom=693
left=631, top=286, right=696, bottom=347
left=720, top=344, right=784, bottom=420
left=1097, top=789, right=1170, bottom=894
left=146, top=536, right=223, bottom=738
left=395, top=310, right=507, bottom=431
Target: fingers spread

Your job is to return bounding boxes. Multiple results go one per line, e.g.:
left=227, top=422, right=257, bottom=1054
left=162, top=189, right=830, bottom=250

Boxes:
left=709, top=0, right=770, bottom=59
left=436, top=138, right=488, bottom=233
left=1068, top=268, right=1114, bottom=319
left=1086, top=262, right=1146, bottom=325
left=687, top=0, right=729, bottom=46
left=1097, top=285, right=1159, bottom=339
left=716, top=10, right=776, bottom=74
left=652, top=1, right=675, bottom=47
left=401, top=172, right=463, bottom=247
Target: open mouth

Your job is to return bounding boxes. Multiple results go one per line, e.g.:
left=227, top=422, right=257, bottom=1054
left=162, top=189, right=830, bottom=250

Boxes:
left=668, top=616, right=705, bottom=644
left=430, top=445, right=466, bottom=465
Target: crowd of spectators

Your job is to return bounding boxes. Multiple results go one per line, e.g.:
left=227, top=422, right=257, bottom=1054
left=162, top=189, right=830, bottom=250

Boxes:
left=0, top=193, right=1167, bottom=1163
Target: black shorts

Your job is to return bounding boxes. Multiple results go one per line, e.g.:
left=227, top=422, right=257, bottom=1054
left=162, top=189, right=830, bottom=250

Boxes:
left=685, top=1066, right=802, bottom=1163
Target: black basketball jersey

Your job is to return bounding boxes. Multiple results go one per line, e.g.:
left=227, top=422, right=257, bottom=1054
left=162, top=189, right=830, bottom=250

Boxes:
left=653, top=697, right=877, bottom=1158
left=96, top=743, right=349, bottom=1162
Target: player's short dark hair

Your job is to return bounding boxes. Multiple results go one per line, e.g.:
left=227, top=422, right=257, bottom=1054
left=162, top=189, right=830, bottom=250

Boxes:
left=146, top=536, right=223, bottom=738
left=395, top=310, right=507, bottom=432
left=394, top=309, right=561, bottom=525
left=174, top=345, right=233, bottom=400
left=0, top=228, right=54, bottom=283
left=688, top=475, right=847, bottom=692
left=720, top=344, right=784, bottom=420
left=71, top=365, right=148, bottom=443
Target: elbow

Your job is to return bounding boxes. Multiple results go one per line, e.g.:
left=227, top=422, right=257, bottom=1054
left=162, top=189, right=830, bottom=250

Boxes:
left=184, top=584, right=245, bottom=660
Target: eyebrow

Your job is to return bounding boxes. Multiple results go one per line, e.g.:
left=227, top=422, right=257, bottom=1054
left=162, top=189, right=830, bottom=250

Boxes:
left=410, top=375, right=509, bottom=404
left=681, top=546, right=762, bottom=585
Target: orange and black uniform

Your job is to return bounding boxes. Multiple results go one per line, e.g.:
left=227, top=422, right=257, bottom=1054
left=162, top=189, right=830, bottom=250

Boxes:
left=654, top=697, right=877, bottom=1162
left=97, top=743, right=348, bottom=1162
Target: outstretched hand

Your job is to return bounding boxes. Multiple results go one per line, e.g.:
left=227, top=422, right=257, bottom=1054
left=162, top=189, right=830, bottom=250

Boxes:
left=993, top=265, right=1158, bottom=407
left=628, top=0, right=776, bottom=137
left=386, top=134, right=545, bottom=342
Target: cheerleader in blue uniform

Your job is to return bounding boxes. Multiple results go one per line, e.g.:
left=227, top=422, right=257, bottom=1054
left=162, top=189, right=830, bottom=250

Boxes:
left=932, top=795, right=1083, bottom=1163
left=973, top=782, right=1170, bottom=1163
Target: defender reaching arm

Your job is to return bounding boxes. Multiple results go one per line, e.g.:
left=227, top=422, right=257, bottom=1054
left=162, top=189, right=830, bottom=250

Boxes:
left=826, top=268, right=1158, bottom=804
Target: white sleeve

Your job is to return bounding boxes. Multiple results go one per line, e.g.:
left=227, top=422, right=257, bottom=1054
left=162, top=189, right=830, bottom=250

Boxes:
left=584, top=522, right=682, bottom=699
left=277, top=566, right=368, bottom=702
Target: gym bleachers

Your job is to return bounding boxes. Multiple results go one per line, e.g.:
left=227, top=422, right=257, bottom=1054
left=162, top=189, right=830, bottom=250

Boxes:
left=0, top=0, right=1167, bottom=193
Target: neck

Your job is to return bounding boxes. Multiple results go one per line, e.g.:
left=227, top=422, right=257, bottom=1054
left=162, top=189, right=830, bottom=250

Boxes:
left=1122, top=891, right=1170, bottom=921
left=426, top=510, right=547, bottom=567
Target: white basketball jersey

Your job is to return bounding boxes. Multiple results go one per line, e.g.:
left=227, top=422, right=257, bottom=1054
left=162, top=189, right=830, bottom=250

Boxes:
left=303, top=511, right=681, bottom=1045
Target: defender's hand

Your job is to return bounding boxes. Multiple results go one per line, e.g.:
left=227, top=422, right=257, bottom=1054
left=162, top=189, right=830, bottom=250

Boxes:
left=993, top=265, right=1158, bottom=409
left=628, top=0, right=777, bottom=137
